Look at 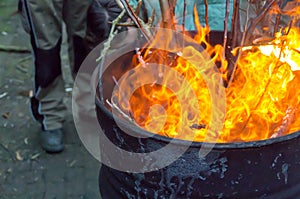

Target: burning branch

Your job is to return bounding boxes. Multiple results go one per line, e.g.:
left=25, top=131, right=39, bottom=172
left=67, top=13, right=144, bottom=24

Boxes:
left=271, top=106, right=297, bottom=138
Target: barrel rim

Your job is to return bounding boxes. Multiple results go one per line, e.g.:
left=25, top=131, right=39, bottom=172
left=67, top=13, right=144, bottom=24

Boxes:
left=95, top=97, right=300, bottom=150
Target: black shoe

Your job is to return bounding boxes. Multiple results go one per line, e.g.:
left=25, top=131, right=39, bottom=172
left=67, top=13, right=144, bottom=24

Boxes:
left=41, top=129, right=64, bottom=153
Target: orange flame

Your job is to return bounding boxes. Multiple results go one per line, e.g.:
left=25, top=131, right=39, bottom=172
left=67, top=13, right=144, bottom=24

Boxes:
left=112, top=6, right=300, bottom=143
left=224, top=27, right=300, bottom=142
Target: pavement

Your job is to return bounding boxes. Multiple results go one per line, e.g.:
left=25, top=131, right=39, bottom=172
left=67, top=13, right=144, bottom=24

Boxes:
left=0, top=1, right=101, bottom=198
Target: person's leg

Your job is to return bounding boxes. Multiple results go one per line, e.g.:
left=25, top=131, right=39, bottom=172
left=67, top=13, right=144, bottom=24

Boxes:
left=63, top=0, right=93, bottom=78
left=19, top=0, right=66, bottom=152
left=63, top=0, right=103, bottom=159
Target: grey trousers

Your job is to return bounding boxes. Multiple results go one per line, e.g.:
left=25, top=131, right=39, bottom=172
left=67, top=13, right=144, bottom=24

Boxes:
left=19, top=0, right=92, bottom=130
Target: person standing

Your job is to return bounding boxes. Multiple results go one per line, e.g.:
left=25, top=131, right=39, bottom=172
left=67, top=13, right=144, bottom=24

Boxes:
left=18, top=0, right=92, bottom=153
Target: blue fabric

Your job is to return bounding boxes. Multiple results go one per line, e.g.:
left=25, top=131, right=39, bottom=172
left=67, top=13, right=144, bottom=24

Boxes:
left=176, top=0, right=233, bottom=31
left=130, top=0, right=233, bottom=31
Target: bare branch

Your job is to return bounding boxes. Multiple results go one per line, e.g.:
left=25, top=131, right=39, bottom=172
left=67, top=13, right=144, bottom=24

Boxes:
left=204, top=0, right=209, bottom=28
left=244, top=0, right=277, bottom=45
left=135, top=0, right=143, bottom=16
left=119, top=0, right=153, bottom=41
left=97, top=9, right=126, bottom=102
left=106, top=99, right=135, bottom=123
left=159, top=0, right=175, bottom=29
left=149, top=9, right=156, bottom=27
left=182, top=0, right=187, bottom=33
left=115, top=0, right=124, bottom=9
left=227, top=2, right=251, bottom=88
left=223, top=0, right=231, bottom=59
left=203, top=0, right=209, bottom=41
left=274, top=14, right=282, bottom=36
left=96, top=10, right=126, bottom=63
left=231, top=0, right=241, bottom=48
left=108, top=21, right=135, bottom=27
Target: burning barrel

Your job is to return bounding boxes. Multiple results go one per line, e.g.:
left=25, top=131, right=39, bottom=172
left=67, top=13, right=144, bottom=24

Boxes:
left=93, top=28, right=300, bottom=198
left=96, top=101, right=300, bottom=198
left=70, top=0, right=300, bottom=197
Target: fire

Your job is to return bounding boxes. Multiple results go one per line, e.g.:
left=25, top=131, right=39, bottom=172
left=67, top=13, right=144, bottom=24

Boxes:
left=224, top=27, right=300, bottom=142
left=111, top=8, right=300, bottom=143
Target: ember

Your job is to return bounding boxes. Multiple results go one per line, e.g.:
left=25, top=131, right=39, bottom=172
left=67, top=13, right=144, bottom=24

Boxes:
left=111, top=2, right=300, bottom=143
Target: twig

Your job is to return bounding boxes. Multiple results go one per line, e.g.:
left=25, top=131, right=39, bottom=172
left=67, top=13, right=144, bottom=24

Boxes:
left=292, top=48, right=300, bottom=54
left=0, top=45, right=31, bottom=53
left=106, top=99, right=135, bottom=123
left=285, top=18, right=294, bottom=35
left=244, top=0, right=277, bottom=45
left=231, top=0, right=241, bottom=48
left=136, top=48, right=146, bottom=67
left=271, top=106, right=297, bottom=138
left=273, top=0, right=284, bottom=36
left=159, top=0, right=174, bottom=29
left=227, top=2, right=251, bottom=88
left=149, top=9, right=156, bottom=27
left=108, top=21, right=135, bottom=27
left=119, top=0, right=153, bottom=41
left=169, top=0, right=177, bottom=10
left=223, top=0, right=231, bottom=60
left=136, top=0, right=143, bottom=16
left=182, top=0, right=187, bottom=33
left=112, top=76, right=120, bottom=88
left=115, top=0, right=124, bottom=9
left=252, top=36, right=275, bottom=44
left=274, top=14, right=282, bottom=36
left=111, top=75, right=128, bottom=107
left=97, top=9, right=126, bottom=102
left=204, top=0, right=209, bottom=41
left=96, top=9, right=126, bottom=63
left=204, top=0, right=209, bottom=28
left=181, top=0, right=187, bottom=48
